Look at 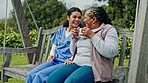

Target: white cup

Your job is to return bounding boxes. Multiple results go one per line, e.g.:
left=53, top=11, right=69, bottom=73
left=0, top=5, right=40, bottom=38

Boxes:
left=79, top=28, right=83, bottom=35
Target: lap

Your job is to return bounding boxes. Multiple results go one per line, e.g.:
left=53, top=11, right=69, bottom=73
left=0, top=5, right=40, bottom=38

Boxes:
left=28, top=61, right=62, bottom=75
left=46, top=63, right=79, bottom=83
left=37, top=63, right=62, bottom=75
left=65, top=66, right=94, bottom=83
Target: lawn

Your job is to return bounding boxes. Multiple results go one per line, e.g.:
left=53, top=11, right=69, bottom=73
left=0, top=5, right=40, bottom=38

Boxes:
left=0, top=54, right=129, bottom=83
left=0, top=54, right=27, bottom=83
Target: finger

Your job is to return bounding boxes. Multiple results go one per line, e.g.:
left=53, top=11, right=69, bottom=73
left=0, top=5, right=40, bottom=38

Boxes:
left=64, top=62, right=67, bottom=65
left=77, top=27, right=80, bottom=30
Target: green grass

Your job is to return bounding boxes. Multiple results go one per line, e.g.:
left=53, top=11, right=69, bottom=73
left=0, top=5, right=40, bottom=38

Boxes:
left=0, top=54, right=27, bottom=83
left=0, top=54, right=129, bottom=83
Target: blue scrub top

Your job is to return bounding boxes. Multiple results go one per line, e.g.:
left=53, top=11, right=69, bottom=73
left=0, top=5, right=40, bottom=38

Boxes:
left=50, top=27, right=73, bottom=63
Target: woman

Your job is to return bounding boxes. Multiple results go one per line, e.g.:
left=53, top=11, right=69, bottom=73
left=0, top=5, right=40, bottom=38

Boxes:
left=26, top=7, right=82, bottom=83
left=46, top=7, right=118, bottom=83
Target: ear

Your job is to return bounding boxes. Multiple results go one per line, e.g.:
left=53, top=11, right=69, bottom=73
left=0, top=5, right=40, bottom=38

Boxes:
left=92, top=17, right=97, bottom=24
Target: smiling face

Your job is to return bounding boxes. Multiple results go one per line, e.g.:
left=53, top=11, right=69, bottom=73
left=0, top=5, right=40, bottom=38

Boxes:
left=83, top=10, right=95, bottom=29
left=67, top=11, right=82, bottom=28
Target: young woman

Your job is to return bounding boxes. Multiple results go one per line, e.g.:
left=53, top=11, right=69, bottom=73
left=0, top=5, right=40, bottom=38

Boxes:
left=46, top=7, right=119, bottom=83
left=25, top=7, right=82, bottom=83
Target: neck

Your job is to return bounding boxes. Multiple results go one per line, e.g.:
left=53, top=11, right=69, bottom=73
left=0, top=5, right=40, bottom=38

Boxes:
left=93, top=22, right=102, bottom=29
left=66, top=27, right=73, bottom=32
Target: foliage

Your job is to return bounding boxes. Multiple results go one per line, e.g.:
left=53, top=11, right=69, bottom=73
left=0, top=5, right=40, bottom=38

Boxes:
left=97, top=0, right=137, bottom=29
left=0, top=30, right=38, bottom=48
left=23, top=0, right=67, bottom=30
left=0, top=30, right=22, bottom=47
left=29, top=29, right=38, bottom=45
left=0, top=19, right=5, bottom=31
left=116, top=22, right=134, bottom=59
left=8, top=0, right=67, bottom=32
left=7, top=10, right=19, bottom=33
left=0, top=19, right=14, bottom=33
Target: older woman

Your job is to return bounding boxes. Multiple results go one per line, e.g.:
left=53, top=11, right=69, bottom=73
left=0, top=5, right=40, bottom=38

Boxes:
left=46, top=6, right=118, bottom=83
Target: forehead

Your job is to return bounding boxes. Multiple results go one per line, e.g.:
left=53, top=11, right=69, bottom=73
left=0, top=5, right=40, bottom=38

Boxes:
left=71, top=11, right=82, bottom=16
left=85, top=10, right=91, bottom=16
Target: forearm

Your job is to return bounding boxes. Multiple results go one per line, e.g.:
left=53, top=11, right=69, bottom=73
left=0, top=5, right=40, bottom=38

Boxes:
left=50, top=44, right=56, bottom=56
left=70, top=39, right=77, bottom=55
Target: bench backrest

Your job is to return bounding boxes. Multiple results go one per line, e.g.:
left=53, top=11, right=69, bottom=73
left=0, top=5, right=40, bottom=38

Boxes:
left=33, top=26, right=60, bottom=64
left=114, top=26, right=133, bottom=67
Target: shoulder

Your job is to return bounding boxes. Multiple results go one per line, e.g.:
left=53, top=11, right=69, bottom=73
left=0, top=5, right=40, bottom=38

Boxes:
left=104, top=24, right=117, bottom=32
left=56, top=27, right=66, bottom=33
left=104, top=24, right=114, bottom=29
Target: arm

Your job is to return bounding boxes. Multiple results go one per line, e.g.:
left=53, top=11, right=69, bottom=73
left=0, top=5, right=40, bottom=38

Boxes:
left=64, top=39, right=77, bottom=65
left=91, top=28, right=118, bottom=58
left=65, top=28, right=78, bottom=65
left=47, top=44, right=56, bottom=62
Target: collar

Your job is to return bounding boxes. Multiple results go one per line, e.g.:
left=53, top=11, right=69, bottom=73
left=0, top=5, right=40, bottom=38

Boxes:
left=92, top=23, right=105, bottom=33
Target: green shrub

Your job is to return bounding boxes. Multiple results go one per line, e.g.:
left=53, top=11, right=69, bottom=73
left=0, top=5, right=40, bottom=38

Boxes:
left=0, top=29, right=38, bottom=47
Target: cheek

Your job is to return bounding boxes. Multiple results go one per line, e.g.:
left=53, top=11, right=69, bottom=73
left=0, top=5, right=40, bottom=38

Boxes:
left=68, top=19, right=73, bottom=25
left=85, top=20, right=91, bottom=25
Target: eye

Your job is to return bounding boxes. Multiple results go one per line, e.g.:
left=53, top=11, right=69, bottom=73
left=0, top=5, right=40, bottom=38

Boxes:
left=72, top=15, right=77, bottom=18
left=78, top=16, right=81, bottom=19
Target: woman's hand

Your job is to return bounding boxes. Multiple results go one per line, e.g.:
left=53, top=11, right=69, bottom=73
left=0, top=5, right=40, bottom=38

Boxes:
left=64, top=59, right=73, bottom=65
left=81, top=27, right=95, bottom=38
left=72, top=27, right=79, bottom=39
left=47, top=55, right=54, bottom=62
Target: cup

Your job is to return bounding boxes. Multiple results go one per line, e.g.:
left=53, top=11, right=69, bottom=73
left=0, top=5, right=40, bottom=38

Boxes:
left=79, top=28, right=83, bottom=35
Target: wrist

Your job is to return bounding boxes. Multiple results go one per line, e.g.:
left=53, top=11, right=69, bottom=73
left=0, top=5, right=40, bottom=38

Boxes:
left=68, top=58, right=72, bottom=61
left=89, top=32, right=95, bottom=38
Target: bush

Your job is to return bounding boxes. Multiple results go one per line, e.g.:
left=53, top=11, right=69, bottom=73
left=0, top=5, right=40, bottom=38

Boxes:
left=0, top=30, right=38, bottom=47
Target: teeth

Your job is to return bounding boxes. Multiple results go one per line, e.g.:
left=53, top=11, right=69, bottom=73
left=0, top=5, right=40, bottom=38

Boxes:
left=74, top=22, right=78, bottom=24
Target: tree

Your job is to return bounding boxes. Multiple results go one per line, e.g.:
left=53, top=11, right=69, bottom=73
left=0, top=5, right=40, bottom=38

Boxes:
left=97, top=0, right=137, bottom=29
left=23, top=0, right=67, bottom=30
left=8, top=0, right=67, bottom=31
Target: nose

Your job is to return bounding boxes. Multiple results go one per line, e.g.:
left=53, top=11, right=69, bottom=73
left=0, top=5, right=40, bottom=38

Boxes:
left=76, top=18, right=79, bottom=21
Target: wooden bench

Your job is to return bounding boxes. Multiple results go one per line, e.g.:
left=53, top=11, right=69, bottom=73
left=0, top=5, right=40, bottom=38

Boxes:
left=0, top=26, right=60, bottom=82
left=0, top=26, right=133, bottom=83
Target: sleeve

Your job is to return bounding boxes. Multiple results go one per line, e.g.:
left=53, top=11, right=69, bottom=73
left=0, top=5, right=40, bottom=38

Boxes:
left=70, top=39, right=76, bottom=55
left=91, top=28, right=119, bottom=58
left=50, top=28, right=60, bottom=45
left=50, top=44, right=56, bottom=56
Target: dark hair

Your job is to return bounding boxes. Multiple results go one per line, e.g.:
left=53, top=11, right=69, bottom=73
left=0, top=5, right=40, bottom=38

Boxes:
left=88, top=7, right=112, bottom=25
left=63, top=7, right=82, bottom=27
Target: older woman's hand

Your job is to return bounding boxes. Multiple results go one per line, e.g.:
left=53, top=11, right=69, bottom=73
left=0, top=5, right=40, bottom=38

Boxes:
left=81, top=27, right=95, bottom=38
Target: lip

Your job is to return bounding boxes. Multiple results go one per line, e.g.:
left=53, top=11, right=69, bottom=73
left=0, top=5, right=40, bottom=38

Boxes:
left=73, top=21, right=80, bottom=25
